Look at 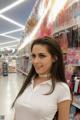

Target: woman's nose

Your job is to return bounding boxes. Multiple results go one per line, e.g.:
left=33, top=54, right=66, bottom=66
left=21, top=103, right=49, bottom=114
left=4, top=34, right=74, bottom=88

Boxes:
left=33, top=57, right=39, bottom=64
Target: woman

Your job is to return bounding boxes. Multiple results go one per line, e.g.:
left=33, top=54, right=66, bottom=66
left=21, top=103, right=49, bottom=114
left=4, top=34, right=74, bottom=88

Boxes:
left=13, top=36, right=71, bottom=120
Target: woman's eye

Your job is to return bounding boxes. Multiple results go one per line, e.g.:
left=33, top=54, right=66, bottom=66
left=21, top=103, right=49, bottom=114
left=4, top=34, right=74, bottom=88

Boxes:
left=39, top=54, right=46, bottom=58
left=31, top=54, right=36, bottom=58
left=31, top=54, right=46, bottom=59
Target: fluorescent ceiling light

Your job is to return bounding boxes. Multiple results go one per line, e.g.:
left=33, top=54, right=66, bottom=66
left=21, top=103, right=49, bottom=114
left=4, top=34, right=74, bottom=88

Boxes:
left=0, top=0, right=26, bottom=14
left=0, top=14, right=25, bottom=28
left=1, top=28, right=24, bottom=35
left=0, top=40, right=19, bottom=46
left=1, top=45, right=17, bottom=49
left=0, top=34, right=20, bottom=40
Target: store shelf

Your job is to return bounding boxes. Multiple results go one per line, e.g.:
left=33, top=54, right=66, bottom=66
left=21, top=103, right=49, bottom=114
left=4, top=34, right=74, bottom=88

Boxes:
left=17, top=55, right=29, bottom=58
left=72, top=95, right=80, bottom=109
left=8, top=66, right=16, bottom=73
left=72, top=103, right=80, bottom=109
left=2, top=62, right=8, bottom=76
left=17, top=69, right=28, bottom=76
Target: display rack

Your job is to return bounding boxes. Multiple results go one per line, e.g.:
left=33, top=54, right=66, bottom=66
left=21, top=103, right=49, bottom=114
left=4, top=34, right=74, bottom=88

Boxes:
left=2, top=62, right=8, bottom=76
left=52, top=1, right=80, bottom=118
left=17, top=69, right=28, bottom=76
left=16, top=43, right=31, bottom=76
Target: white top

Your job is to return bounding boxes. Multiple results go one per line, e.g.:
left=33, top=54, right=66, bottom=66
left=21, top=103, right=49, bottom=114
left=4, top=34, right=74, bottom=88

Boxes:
left=14, top=80, right=71, bottom=120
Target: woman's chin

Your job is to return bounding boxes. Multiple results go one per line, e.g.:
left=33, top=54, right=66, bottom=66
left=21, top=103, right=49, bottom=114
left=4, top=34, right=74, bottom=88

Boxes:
left=36, top=71, right=43, bottom=75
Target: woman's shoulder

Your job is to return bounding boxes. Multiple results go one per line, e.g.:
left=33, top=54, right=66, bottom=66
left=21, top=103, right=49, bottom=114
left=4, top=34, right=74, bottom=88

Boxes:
left=55, top=82, right=71, bottom=102
left=56, top=82, right=70, bottom=90
left=55, top=82, right=71, bottom=95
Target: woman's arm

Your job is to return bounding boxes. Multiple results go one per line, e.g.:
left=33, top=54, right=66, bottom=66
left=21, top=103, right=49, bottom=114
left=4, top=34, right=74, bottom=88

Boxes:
left=13, top=114, right=15, bottom=120
left=14, top=116, right=16, bottom=120
left=13, top=112, right=16, bottom=120
left=58, top=100, right=71, bottom=120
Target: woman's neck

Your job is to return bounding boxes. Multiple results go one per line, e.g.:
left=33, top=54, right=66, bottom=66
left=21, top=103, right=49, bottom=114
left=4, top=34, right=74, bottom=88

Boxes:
left=38, top=73, right=51, bottom=79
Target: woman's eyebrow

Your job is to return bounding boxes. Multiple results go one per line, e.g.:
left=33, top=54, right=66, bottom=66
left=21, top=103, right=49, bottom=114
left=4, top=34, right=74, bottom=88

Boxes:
left=32, top=52, right=47, bottom=54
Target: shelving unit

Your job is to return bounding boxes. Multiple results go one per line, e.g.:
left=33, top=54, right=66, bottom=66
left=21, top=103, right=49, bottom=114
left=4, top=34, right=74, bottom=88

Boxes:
left=72, top=95, right=80, bottom=109
left=17, top=68, right=28, bottom=76
left=16, top=52, right=31, bottom=76
left=52, top=1, right=80, bottom=119
left=2, top=62, right=8, bottom=76
left=72, top=103, right=80, bottom=109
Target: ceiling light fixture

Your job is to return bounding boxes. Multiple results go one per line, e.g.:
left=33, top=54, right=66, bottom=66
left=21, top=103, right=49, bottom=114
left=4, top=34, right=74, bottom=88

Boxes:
left=0, top=15, right=25, bottom=28
left=0, top=40, right=19, bottom=46
left=0, top=0, right=26, bottom=14
left=1, top=45, right=17, bottom=49
left=1, top=28, right=24, bottom=35
left=0, top=34, right=20, bottom=40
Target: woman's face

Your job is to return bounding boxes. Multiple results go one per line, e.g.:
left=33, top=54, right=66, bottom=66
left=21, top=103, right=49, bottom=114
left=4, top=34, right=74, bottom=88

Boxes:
left=31, top=44, right=55, bottom=75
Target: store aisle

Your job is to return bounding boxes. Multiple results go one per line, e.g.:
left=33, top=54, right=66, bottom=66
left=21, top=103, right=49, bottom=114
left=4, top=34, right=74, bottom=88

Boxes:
left=0, top=73, right=25, bottom=120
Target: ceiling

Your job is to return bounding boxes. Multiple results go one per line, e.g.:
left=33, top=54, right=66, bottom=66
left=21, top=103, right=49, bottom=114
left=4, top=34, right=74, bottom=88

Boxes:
left=0, top=0, right=36, bottom=50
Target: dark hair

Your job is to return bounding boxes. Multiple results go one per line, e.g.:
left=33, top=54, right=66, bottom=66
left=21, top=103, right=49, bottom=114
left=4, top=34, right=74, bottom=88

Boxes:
left=12, top=36, right=66, bottom=107
left=73, top=66, right=80, bottom=77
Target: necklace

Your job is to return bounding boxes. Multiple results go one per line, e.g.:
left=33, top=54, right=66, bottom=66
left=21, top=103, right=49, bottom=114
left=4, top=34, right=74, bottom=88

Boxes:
left=39, top=73, right=51, bottom=78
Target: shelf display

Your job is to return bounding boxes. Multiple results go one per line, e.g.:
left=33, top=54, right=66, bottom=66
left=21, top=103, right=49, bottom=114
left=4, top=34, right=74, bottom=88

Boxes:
left=0, top=59, right=2, bottom=75
left=2, top=62, right=8, bottom=76
left=69, top=66, right=80, bottom=95
left=70, top=105, right=80, bottom=120
left=52, top=1, right=80, bottom=118
left=0, top=56, right=17, bottom=74
left=72, top=95, right=80, bottom=109
left=53, top=28, right=80, bottom=116
left=8, top=59, right=16, bottom=73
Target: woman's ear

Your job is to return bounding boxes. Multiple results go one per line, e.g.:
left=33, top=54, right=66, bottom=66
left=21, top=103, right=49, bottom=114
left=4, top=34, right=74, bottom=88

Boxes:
left=53, top=56, right=58, bottom=63
left=55, top=56, right=58, bottom=61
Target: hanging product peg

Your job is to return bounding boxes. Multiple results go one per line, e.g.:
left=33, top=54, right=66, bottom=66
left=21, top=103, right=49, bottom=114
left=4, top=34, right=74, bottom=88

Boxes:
left=74, top=77, right=80, bottom=94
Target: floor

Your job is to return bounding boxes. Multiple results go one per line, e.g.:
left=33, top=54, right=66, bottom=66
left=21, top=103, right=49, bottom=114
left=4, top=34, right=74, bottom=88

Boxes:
left=0, top=72, right=25, bottom=120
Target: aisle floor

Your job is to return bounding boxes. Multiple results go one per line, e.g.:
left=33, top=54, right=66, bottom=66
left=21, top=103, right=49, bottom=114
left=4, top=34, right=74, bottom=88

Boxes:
left=0, top=72, right=25, bottom=120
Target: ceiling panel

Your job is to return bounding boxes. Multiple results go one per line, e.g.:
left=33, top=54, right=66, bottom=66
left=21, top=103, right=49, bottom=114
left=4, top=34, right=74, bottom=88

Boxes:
left=0, top=17, right=20, bottom=33
left=7, top=30, right=24, bottom=39
left=0, top=0, right=36, bottom=50
left=0, top=0, right=17, bottom=10
left=0, top=41, right=19, bottom=48
left=0, top=36, right=19, bottom=43
left=3, top=0, right=36, bottom=25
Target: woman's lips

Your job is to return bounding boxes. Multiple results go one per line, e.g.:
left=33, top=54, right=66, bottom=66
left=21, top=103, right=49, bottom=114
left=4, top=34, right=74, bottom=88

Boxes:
left=34, top=65, right=43, bottom=70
